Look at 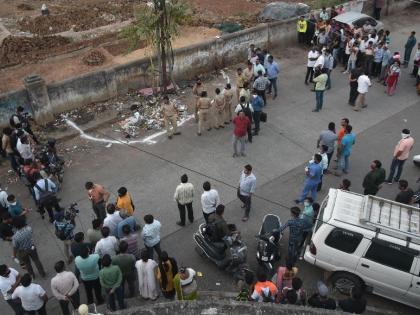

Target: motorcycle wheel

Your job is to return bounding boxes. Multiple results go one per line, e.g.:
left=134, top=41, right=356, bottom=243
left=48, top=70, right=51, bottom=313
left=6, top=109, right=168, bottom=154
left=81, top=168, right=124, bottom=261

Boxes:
left=195, top=246, right=206, bottom=257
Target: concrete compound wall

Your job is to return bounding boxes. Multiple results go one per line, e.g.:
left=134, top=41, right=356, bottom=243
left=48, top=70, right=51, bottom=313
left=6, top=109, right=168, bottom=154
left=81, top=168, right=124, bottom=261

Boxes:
left=0, top=0, right=414, bottom=125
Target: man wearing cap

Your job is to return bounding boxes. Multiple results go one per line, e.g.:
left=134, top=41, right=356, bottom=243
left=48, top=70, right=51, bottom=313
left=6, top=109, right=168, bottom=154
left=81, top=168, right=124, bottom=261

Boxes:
left=196, top=91, right=212, bottom=136
left=386, top=129, right=414, bottom=184
left=192, top=78, right=204, bottom=122
left=308, top=281, right=336, bottom=309
left=297, top=16, right=307, bottom=44
left=161, top=96, right=180, bottom=139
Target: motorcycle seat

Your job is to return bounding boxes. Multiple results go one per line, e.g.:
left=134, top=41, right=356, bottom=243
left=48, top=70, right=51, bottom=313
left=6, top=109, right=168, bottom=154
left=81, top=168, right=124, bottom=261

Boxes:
left=212, top=241, right=226, bottom=253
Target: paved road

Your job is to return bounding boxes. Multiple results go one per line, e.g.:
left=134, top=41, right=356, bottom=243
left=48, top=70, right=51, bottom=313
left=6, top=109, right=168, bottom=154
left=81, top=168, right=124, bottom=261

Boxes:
left=1, top=8, right=419, bottom=315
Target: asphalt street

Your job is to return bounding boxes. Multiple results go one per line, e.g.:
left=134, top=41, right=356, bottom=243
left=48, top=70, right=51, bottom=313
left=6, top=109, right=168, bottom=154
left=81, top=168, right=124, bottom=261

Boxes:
left=1, top=8, right=419, bottom=315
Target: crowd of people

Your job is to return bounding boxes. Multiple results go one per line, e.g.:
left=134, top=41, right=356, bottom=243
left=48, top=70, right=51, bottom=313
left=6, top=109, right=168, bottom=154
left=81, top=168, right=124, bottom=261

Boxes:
left=1, top=3, right=419, bottom=315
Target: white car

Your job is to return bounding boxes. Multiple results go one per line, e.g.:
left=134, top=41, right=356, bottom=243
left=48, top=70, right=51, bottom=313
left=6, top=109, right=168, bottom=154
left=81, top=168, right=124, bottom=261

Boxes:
left=333, top=12, right=384, bottom=35
left=304, top=188, right=420, bottom=310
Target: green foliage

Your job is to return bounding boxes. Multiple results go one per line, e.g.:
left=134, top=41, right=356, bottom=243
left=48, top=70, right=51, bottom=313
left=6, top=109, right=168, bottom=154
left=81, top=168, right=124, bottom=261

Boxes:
left=120, top=0, right=190, bottom=52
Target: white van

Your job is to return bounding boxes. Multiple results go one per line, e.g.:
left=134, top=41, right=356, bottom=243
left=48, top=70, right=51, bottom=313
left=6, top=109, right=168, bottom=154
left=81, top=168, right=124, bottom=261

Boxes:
left=304, top=188, right=420, bottom=310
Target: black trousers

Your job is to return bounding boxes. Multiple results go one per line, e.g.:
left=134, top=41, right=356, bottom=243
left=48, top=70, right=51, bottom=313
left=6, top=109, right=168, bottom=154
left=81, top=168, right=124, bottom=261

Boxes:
left=146, top=242, right=162, bottom=260
left=327, top=151, right=334, bottom=168
left=298, top=32, right=305, bottom=44
left=6, top=299, right=24, bottom=315
left=26, top=303, right=47, bottom=315
left=256, top=89, right=266, bottom=106
left=177, top=202, right=194, bottom=225
left=92, top=200, right=106, bottom=223
left=349, top=85, right=358, bottom=105
left=253, top=111, right=261, bottom=134
left=237, top=189, right=251, bottom=217
left=83, top=278, right=103, bottom=305
left=374, top=7, right=382, bottom=20
left=40, top=197, right=61, bottom=222
left=59, top=290, right=80, bottom=315
left=203, top=211, right=213, bottom=223
left=122, top=272, right=136, bottom=298
left=305, top=67, right=314, bottom=83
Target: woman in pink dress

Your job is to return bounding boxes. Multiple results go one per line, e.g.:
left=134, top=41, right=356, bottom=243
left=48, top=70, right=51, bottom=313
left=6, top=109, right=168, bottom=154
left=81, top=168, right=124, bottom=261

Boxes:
left=386, top=61, right=401, bottom=96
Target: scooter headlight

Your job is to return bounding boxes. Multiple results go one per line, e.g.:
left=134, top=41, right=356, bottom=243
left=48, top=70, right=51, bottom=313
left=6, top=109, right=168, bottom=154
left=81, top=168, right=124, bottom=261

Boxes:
left=256, top=251, right=260, bottom=259
left=270, top=254, right=274, bottom=261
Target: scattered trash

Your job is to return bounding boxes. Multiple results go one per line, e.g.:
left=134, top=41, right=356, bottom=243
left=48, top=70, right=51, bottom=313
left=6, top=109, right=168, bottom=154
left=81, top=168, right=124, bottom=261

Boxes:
left=105, top=143, right=112, bottom=148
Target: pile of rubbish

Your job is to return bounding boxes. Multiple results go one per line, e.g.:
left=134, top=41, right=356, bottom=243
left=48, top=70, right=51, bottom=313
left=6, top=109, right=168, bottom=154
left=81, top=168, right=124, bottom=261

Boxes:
left=38, top=89, right=189, bottom=139
left=82, top=49, right=106, bottom=66
left=0, top=35, right=71, bottom=68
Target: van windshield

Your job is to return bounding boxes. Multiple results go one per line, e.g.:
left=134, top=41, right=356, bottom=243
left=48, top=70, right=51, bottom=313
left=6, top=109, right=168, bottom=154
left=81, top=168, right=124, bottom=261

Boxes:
left=314, top=195, right=329, bottom=232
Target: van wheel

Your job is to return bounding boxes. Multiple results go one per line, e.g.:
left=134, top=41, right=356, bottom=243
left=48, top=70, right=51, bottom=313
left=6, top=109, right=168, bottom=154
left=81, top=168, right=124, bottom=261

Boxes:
left=330, top=272, right=364, bottom=295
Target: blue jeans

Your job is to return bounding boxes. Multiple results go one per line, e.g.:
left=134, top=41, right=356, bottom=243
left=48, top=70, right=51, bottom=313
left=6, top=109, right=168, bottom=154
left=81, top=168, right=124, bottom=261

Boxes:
left=105, top=286, right=125, bottom=311
left=287, top=239, right=301, bottom=265
left=387, top=158, right=406, bottom=182
left=298, top=181, right=318, bottom=202
left=268, top=78, right=278, bottom=96
left=315, top=90, right=324, bottom=110
left=339, top=154, right=350, bottom=173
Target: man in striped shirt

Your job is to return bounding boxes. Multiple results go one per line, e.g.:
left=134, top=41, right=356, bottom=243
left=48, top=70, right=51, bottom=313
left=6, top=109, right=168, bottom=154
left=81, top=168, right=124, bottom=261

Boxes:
left=174, top=174, right=194, bottom=226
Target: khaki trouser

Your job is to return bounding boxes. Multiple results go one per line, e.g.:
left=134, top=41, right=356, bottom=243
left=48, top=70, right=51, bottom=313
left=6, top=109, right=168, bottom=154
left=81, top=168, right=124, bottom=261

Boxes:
left=215, top=110, right=224, bottom=127
left=198, top=109, right=210, bottom=133
left=194, top=96, right=200, bottom=122
left=164, top=115, right=178, bottom=136
left=355, top=92, right=366, bottom=110
left=224, top=103, right=233, bottom=123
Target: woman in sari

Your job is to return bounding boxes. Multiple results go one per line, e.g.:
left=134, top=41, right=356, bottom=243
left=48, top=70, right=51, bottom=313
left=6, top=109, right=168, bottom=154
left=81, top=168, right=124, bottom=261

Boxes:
left=155, top=251, right=178, bottom=299
left=386, top=61, right=401, bottom=96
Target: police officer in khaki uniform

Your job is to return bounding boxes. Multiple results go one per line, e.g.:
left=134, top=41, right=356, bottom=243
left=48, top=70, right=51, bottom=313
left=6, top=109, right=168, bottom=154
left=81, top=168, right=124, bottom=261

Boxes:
left=161, top=95, right=180, bottom=139
left=223, top=83, right=234, bottom=124
left=236, top=68, right=245, bottom=103
left=197, top=91, right=212, bottom=136
left=214, top=88, right=225, bottom=129
left=192, top=78, right=204, bottom=122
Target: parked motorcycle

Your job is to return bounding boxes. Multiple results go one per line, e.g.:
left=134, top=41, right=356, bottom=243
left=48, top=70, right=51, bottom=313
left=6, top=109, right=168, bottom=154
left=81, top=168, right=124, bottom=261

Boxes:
left=414, top=154, right=420, bottom=167
left=194, top=223, right=248, bottom=281
left=256, top=214, right=281, bottom=276
left=37, top=138, right=64, bottom=184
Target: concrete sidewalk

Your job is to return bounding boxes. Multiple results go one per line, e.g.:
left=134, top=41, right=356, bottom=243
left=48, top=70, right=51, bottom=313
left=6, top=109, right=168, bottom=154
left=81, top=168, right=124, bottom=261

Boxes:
left=1, top=8, right=419, bottom=314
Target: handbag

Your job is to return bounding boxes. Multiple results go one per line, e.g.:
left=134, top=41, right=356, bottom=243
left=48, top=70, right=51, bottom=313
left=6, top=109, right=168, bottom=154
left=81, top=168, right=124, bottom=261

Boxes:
left=260, top=111, right=267, bottom=123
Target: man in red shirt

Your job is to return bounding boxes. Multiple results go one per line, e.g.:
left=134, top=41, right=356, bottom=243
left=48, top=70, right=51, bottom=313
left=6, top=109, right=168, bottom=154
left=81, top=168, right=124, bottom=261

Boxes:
left=232, top=111, right=251, bottom=157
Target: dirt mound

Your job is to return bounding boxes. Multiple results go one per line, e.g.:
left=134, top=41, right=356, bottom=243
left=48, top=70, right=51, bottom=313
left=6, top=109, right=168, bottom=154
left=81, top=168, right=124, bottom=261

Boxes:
left=0, top=35, right=71, bottom=68
left=18, top=3, right=135, bottom=35
left=17, top=3, right=34, bottom=11
left=82, top=49, right=105, bottom=66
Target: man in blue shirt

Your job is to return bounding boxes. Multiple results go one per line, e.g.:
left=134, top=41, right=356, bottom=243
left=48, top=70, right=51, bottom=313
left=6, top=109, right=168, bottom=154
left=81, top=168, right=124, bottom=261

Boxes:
left=335, top=125, right=356, bottom=175
left=280, top=207, right=312, bottom=264
left=266, top=56, right=280, bottom=99
left=295, top=154, right=323, bottom=204
left=251, top=92, right=264, bottom=136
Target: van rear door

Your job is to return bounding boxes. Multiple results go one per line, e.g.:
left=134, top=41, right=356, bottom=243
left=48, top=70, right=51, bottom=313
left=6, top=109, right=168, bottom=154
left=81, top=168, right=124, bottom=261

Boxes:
left=356, top=238, right=415, bottom=301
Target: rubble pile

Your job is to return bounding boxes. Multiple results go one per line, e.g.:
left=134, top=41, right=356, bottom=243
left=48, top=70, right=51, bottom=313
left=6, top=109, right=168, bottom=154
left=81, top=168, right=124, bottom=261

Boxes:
left=37, top=90, right=172, bottom=138
left=18, top=2, right=135, bottom=36
left=0, top=35, right=71, bottom=68
left=82, top=49, right=106, bottom=66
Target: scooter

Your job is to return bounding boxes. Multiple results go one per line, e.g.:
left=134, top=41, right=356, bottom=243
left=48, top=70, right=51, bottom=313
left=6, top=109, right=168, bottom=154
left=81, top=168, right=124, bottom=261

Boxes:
left=194, top=223, right=248, bottom=280
left=256, top=214, right=281, bottom=276
left=37, top=139, right=65, bottom=184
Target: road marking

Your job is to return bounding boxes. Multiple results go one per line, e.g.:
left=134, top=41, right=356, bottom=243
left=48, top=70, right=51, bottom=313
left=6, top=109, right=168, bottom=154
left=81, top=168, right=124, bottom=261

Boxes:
left=64, top=114, right=195, bottom=145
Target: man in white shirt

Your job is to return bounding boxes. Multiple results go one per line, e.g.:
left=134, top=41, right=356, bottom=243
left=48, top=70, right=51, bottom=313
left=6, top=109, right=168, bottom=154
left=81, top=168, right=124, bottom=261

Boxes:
left=16, top=135, right=34, bottom=162
left=103, top=204, right=122, bottom=236
left=201, top=181, right=220, bottom=223
left=0, top=184, right=8, bottom=213
left=12, top=273, right=48, bottom=315
left=354, top=73, right=372, bottom=111
left=94, top=226, right=119, bottom=258
left=0, top=265, right=24, bottom=315
left=305, top=47, right=319, bottom=84
left=313, top=50, right=325, bottom=71
left=174, top=174, right=194, bottom=226
left=51, top=261, right=80, bottom=315
left=238, top=164, right=256, bottom=222
left=33, top=173, right=61, bottom=223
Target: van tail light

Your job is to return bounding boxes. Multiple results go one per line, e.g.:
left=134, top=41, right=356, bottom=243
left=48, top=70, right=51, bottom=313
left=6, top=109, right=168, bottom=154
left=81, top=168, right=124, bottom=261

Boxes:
left=309, top=241, right=317, bottom=255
